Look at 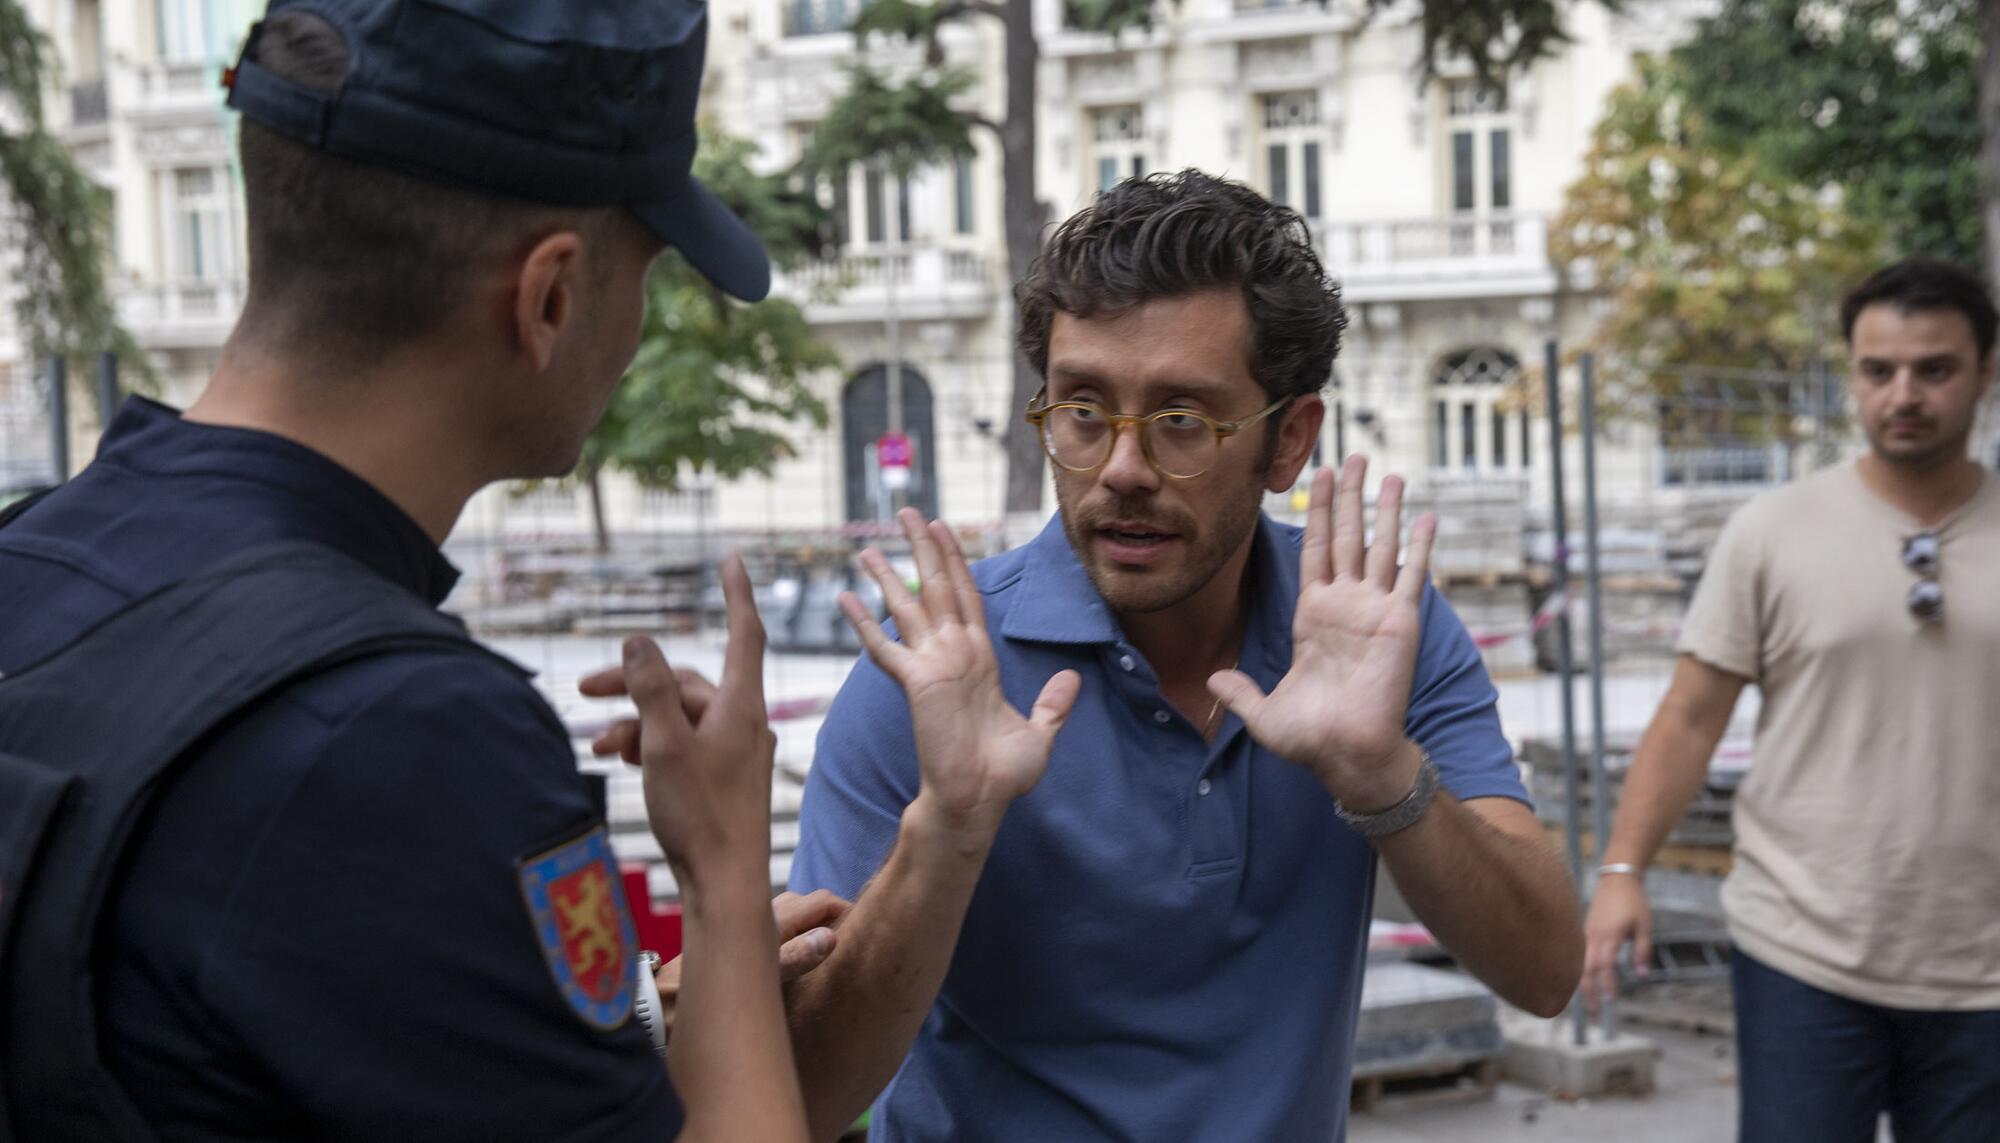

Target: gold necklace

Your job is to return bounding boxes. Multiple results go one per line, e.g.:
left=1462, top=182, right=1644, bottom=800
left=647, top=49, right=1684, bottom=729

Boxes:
left=1201, top=696, right=1225, bottom=739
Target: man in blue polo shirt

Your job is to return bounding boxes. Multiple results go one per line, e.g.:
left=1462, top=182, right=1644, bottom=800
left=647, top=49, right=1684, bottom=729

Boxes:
left=784, top=172, right=1582, bottom=1141
left=0, top=0, right=811, bottom=1139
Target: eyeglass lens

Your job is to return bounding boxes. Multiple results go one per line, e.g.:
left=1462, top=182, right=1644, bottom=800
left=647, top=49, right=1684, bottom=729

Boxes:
left=1042, top=406, right=1219, bottom=479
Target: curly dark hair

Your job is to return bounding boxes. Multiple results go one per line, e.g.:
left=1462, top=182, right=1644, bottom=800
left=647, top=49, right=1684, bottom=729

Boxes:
left=1015, top=170, right=1346, bottom=402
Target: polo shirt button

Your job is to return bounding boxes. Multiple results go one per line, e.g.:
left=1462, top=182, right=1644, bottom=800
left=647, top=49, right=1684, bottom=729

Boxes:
left=1118, top=654, right=1136, bottom=672
left=1153, top=709, right=1171, bottom=724
left=1197, top=779, right=1213, bottom=796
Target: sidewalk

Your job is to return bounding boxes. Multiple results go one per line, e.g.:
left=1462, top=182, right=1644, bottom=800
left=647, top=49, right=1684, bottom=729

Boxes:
left=1347, top=1016, right=1736, bottom=1143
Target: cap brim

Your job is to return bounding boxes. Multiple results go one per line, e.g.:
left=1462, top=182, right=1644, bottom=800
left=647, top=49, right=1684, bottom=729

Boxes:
left=634, top=178, right=771, bottom=303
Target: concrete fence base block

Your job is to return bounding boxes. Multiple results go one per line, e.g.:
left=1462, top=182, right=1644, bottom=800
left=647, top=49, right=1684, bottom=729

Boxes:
left=1500, top=1020, right=1660, bottom=1100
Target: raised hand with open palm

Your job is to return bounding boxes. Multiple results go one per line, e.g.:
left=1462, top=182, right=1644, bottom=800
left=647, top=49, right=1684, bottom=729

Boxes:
left=840, top=509, right=1082, bottom=836
left=1207, top=456, right=1435, bottom=811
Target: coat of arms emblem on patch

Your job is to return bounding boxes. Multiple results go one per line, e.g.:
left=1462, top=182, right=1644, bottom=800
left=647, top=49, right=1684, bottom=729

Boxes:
left=518, top=825, right=637, bottom=1029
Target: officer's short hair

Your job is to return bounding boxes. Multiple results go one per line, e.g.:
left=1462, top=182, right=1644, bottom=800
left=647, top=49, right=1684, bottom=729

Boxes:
left=1840, top=257, right=1998, bottom=360
left=237, top=9, right=618, bottom=366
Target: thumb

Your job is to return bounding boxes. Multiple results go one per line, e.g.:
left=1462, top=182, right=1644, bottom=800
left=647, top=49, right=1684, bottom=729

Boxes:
left=778, top=926, right=836, bottom=982
left=1207, top=669, right=1268, bottom=725
left=1028, top=670, right=1082, bottom=737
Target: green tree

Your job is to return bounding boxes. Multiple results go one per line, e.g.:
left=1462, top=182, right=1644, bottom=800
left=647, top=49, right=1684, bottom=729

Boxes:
left=805, top=0, right=1622, bottom=517
left=572, top=127, right=841, bottom=553
left=1674, top=0, right=1982, bottom=270
left=1, top=1, right=141, bottom=396
left=1551, top=55, right=1884, bottom=439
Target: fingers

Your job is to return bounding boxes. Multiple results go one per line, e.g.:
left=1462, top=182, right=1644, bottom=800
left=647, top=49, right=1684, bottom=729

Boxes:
left=779, top=925, right=838, bottom=982
left=1582, top=935, right=1616, bottom=1011
left=1631, top=915, right=1653, bottom=983
left=771, top=888, right=853, bottom=939
left=899, top=508, right=962, bottom=627
left=1394, top=513, right=1437, bottom=602
left=838, top=589, right=910, bottom=674
left=1300, top=467, right=1336, bottom=586
left=590, top=669, right=718, bottom=763
left=1332, top=454, right=1367, bottom=580
left=623, top=635, right=692, bottom=747
left=933, top=520, right=988, bottom=635
left=579, top=664, right=628, bottom=697
left=1027, top=670, right=1082, bottom=737
left=859, top=547, right=931, bottom=643
left=717, top=552, right=768, bottom=711
left=1366, top=475, right=1405, bottom=587
left=1206, top=669, right=1268, bottom=726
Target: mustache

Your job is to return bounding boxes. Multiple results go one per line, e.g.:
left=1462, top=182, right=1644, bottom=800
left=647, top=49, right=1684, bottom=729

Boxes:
left=1074, top=496, right=1198, bottom=536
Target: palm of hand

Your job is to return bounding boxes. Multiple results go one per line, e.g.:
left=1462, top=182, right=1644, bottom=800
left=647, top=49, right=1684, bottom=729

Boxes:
left=1258, top=580, right=1421, bottom=775
left=841, top=510, right=1081, bottom=830
left=899, top=627, right=1053, bottom=817
left=1209, top=458, right=1438, bottom=797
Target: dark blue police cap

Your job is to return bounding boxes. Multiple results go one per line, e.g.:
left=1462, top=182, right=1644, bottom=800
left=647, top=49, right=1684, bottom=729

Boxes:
left=224, top=0, right=771, bottom=301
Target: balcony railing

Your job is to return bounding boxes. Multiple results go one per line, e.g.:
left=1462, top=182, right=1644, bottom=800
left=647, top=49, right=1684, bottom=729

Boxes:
left=785, top=0, right=864, bottom=37
left=774, top=245, right=994, bottom=324
left=127, top=59, right=221, bottom=118
left=1314, top=213, right=1555, bottom=302
left=119, top=278, right=245, bottom=348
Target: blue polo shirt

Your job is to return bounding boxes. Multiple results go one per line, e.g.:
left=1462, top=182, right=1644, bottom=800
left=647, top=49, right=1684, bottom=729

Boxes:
left=790, top=512, right=1527, bottom=1142
left=0, top=399, right=680, bottom=1141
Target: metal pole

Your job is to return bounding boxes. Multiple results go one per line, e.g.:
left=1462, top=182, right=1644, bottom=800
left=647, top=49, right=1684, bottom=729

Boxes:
left=94, top=352, right=120, bottom=428
left=47, top=357, right=70, bottom=483
left=1580, top=352, right=1617, bottom=1040
left=1543, top=339, right=1586, bottom=1046
left=884, top=173, right=906, bottom=517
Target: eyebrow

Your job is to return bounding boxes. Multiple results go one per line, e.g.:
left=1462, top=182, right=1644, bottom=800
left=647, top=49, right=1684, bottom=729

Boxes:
left=1857, top=354, right=1963, bottom=370
left=1046, top=363, right=1235, bottom=404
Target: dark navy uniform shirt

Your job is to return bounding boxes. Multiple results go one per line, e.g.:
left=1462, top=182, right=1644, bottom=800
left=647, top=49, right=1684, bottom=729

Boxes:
left=0, top=398, right=682, bottom=1141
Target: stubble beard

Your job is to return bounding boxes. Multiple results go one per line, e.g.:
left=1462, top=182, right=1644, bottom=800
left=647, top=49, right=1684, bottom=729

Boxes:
left=1058, top=474, right=1268, bottom=616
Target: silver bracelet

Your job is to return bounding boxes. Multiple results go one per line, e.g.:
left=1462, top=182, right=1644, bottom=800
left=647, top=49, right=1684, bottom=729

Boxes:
left=1596, top=862, right=1644, bottom=877
left=1335, top=751, right=1439, bottom=839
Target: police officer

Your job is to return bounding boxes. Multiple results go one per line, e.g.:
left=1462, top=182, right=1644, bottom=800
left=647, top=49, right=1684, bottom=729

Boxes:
left=0, top=0, right=811, bottom=1138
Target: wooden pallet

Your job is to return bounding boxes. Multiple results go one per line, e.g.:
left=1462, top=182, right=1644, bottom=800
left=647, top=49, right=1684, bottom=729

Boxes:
left=1350, top=1057, right=1500, bottom=1114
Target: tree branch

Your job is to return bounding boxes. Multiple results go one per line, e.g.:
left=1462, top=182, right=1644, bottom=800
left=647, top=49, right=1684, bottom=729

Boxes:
left=967, top=114, right=1003, bottom=137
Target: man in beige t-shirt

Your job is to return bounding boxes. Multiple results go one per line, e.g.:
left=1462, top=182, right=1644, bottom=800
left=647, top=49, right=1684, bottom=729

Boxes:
left=1583, top=258, right=2000, bottom=1143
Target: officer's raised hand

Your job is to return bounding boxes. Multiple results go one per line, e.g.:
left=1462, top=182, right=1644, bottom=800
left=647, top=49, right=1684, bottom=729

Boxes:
left=840, top=508, right=1081, bottom=837
left=1208, top=456, right=1437, bottom=810
left=619, top=553, right=776, bottom=886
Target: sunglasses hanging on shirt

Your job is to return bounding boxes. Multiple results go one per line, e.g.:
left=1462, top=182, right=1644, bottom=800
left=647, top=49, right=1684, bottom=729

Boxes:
left=1902, top=531, right=1944, bottom=624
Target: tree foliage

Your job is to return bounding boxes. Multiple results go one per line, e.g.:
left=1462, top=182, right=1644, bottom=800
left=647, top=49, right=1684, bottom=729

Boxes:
left=1552, top=55, right=1884, bottom=434
left=571, top=125, right=840, bottom=549
left=806, top=0, right=1620, bottom=513
left=0, top=0, right=143, bottom=373
left=1674, top=0, right=1982, bottom=271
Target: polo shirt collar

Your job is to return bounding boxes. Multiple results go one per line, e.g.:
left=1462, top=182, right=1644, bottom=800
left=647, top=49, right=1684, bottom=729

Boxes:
left=1000, top=508, right=1301, bottom=683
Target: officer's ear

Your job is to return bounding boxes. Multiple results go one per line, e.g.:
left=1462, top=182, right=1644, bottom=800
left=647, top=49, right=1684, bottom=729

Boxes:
left=512, top=231, right=585, bottom=372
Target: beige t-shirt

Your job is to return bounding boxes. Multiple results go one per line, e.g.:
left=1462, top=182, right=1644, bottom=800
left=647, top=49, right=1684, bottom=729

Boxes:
left=1678, top=461, right=2000, bottom=1010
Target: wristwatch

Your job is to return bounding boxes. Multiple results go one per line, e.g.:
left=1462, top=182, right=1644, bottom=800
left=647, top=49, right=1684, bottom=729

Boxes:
left=1335, top=750, right=1439, bottom=839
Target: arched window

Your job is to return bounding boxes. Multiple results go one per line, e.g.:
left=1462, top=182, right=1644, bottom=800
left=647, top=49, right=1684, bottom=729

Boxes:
left=842, top=364, right=940, bottom=523
left=1431, top=347, right=1527, bottom=472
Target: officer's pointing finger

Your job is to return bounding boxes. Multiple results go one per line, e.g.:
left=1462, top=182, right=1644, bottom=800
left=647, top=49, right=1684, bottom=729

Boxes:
left=718, top=553, right=767, bottom=710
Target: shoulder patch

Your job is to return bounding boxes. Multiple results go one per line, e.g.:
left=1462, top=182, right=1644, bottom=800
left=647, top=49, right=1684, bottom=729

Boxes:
left=518, top=825, right=637, bottom=1030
